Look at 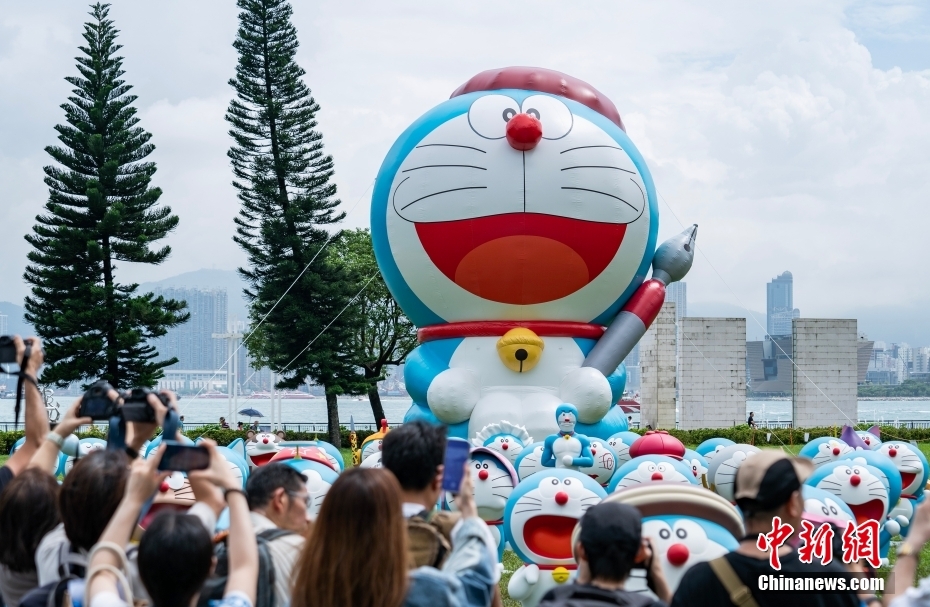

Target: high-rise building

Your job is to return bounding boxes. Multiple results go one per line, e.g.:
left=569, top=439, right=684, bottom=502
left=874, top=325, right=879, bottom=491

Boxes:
left=766, top=272, right=799, bottom=336
left=151, top=288, right=228, bottom=370
left=665, top=282, right=687, bottom=321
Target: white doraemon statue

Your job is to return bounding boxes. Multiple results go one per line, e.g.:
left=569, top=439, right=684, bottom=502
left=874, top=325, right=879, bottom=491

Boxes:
left=372, top=66, right=697, bottom=445
left=515, top=442, right=546, bottom=480
left=505, top=469, right=607, bottom=607
left=798, top=437, right=853, bottom=467
left=707, top=444, right=760, bottom=502
left=580, top=439, right=617, bottom=486
left=606, top=431, right=641, bottom=465
left=471, top=421, right=533, bottom=465
left=607, top=455, right=697, bottom=493
left=245, top=430, right=285, bottom=467
left=64, top=437, right=107, bottom=474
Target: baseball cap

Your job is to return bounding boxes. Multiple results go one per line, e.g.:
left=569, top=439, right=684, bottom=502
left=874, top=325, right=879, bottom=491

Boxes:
left=575, top=501, right=642, bottom=557
left=734, top=450, right=814, bottom=515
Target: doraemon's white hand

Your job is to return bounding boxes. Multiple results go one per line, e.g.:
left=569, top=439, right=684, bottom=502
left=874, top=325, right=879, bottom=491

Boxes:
left=558, top=367, right=611, bottom=423
left=427, top=368, right=481, bottom=424
left=525, top=564, right=540, bottom=585
left=561, top=454, right=574, bottom=467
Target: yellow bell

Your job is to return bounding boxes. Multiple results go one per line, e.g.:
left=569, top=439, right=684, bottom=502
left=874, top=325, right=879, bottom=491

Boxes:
left=551, top=566, right=570, bottom=584
left=496, top=328, right=544, bottom=373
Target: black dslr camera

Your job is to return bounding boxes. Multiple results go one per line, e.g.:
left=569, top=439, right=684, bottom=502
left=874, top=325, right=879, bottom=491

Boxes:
left=0, top=335, right=21, bottom=364
left=79, top=380, right=120, bottom=420
left=121, top=387, right=169, bottom=423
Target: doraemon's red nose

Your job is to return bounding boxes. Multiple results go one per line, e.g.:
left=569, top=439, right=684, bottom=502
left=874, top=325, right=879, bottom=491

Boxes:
left=667, top=543, right=690, bottom=566
left=850, top=474, right=861, bottom=487
left=832, top=447, right=840, bottom=455
left=651, top=472, right=664, bottom=481
left=555, top=491, right=569, bottom=505
left=262, top=437, right=269, bottom=444
left=159, top=481, right=169, bottom=493
left=501, top=443, right=509, bottom=450
left=478, top=469, right=489, bottom=481
left=889, top=448, right=897, bottom=457
left=506, top=113, right=543, bottom=151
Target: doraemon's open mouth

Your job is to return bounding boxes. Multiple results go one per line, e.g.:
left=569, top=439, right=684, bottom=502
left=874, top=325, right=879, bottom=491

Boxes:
left=248, top=451, right=278, bottom=466
left=523, top=514, right=577, bottom=559
left=140, top=503, right=190, bottom=529
left=416, top=213, right=625, bottom=305
left=848, top=500, right=885, bottom=525
left=901, top=472, right=917, bottom=490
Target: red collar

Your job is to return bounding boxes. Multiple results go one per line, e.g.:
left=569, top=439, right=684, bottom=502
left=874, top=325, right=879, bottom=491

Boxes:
left=537, top=564, right=578, bottom=571
left=418, top=321, right=605, bottom=343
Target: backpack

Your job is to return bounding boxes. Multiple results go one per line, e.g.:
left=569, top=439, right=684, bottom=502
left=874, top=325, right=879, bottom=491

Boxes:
left=406, top=510, right=458, bottom=569
left=197, top=527, right=294, bottom=607
left=19, top=543, right=87, bottom=607
left=538, top=583, right=663, bottom=607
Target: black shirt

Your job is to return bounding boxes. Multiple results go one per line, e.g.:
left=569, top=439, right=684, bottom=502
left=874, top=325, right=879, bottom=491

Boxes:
left=671, top=550, right=859, bottom=607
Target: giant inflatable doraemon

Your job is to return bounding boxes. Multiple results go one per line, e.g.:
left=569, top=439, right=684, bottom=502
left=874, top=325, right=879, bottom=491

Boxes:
left=505, top=468, right=607, bottom=607
left=371, top=66, right=696, bottom=444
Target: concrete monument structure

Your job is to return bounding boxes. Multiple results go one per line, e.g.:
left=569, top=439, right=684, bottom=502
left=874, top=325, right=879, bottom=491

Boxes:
left=792, top=319, right=858, bottom=427
left=679, top=318, right=747, bottom=429
left=640, top=302, right=677, bottom=429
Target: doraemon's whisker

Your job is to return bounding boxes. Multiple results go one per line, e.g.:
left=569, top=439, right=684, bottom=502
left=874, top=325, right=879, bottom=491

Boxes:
left=402, top=164, right=487, bottom=173
left=513, top=508, right=543, bottom=515
left=492, top=493, right=510, bottom=498
left=560, top=187, right=638, bottom=211
left=819, top=481, right=842, bottom=486
left=415, top=143, right=486, bottom=154
left=561, top=165, right=635, bottom=174
left=491, top=484, right=513, bottom=489
left=580, top=497, right=600, bottom=501
left=491, top=474, right=509, bottom=481
left=560, top=144, right=623, bottom=154
left=400, top=186, right=488, bottom=210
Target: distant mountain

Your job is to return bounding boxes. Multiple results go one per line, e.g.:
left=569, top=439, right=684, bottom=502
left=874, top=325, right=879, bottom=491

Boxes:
left=0, top=301, right=33, bottom=337
left=139, top=269, right=249, bottom=322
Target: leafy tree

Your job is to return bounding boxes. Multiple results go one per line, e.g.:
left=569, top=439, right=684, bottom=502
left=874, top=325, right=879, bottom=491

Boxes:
left=23, top=3, right=187, bottom=389
left=333, top=229, right=418, bottom=423
left=227, top=0, right=365, bottom=445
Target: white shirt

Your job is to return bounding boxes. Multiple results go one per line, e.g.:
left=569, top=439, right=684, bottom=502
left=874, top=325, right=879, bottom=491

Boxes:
left=249, top=512, right=305, bottom=607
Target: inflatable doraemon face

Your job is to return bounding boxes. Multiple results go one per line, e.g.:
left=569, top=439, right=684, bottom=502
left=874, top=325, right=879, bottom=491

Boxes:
left=65, top=437, right=107, bottom=474
left=361, top=438, right=382, bottom=461
left=471, top=421, right=532, bottom=465
left=682, top=449, right=709, bottom=486
left=607, top=431, right=641, bottom=465
left=695, top=438, right=735, bottom=466
left=580, top=439, right=617, bottom=486
left=446, top=448, right=518, bottom=522
left=799, top=437, right=853, bottom=467
left=707, top=444, right=760, bottom=502
left=607, top=455, right=696, bottom=493
left=281, top=458, right=339, bottom=519
left=11, top=436, right=67, bottom=476
left=878, top=442, right=929, bottom=497
left=802, top=485, right=855, bottom=525
left=642, top=515, right=738, bottom=591
left=807, top=457, right=897, bottom=525
left=216, top=445, right=250, bottom=490
left=516, top=442, right=546, bottom=480
left=246, top=430, right=285, bottom=467
left=371, top=67, right=658, bottom=326
left=857, top=431, right=883, bottom=451
left=505, top=469, right=607, bottom=565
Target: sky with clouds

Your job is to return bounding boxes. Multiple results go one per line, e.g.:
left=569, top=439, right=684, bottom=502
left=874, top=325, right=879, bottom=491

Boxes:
left=1, top=0, right=928, bottom=342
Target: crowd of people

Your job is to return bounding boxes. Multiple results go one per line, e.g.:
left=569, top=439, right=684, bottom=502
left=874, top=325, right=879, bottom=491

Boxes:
left=4, top=334, right=930, bottom=607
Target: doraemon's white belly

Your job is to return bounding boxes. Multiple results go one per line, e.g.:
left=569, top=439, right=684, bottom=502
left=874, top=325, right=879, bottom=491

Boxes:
left=448, top=336, right=591, bottom=441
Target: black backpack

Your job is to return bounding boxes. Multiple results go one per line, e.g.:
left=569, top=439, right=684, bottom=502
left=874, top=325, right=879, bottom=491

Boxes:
left=197, top=527, right=294, bottom=607
left=539, top=583, right=664, bottom=607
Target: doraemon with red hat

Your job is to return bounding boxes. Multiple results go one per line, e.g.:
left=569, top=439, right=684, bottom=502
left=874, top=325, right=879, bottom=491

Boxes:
left=445, top=447, right=519, bottom=559
left=371, top=66, right=697, bottom=444
left=504, top=469, right=607, bottom=607
left=607, top=455, right=697, bottom=493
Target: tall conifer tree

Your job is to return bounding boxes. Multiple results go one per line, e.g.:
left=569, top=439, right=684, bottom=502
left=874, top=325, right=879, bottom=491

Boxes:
left=24, top=3, right=187, bottom=389
left=227, top=0, right=365, bottom=445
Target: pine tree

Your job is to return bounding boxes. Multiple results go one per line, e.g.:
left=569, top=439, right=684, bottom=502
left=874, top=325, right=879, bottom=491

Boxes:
left=23, top=3, right=187, bottom=390
left=227, top=0, right=366, bottom=446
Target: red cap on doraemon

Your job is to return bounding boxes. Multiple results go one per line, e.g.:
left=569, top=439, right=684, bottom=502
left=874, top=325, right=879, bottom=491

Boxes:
left=451, top=66, right=625, bottom=131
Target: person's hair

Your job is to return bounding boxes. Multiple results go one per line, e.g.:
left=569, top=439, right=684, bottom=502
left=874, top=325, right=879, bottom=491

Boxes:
left=0, top=469, right=61, bottom=572
left=293, top=468, right=408, bottom=607
left=138, top=512, right=214, bottom=607
left=246, top=462, right=306, bottom=510
left=381, top=421, right=446, bottom=491
left=579, top=506, right=641, bottom=582
left=60, top=450, right=130, bottom=551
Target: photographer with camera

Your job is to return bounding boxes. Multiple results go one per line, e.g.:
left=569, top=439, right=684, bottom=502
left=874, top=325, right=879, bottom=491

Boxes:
left=0, top=336, right=47, bottom=496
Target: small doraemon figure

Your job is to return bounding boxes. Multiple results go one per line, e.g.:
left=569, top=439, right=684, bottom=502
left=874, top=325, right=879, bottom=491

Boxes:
left=682, top=449, right=709, bottom=487
left=877, top=441, right=929, bottom=537
left=515, top=442, right=546, bottom=480
left=541, top=405, right=594, bottom=470
left=707, top=444, right=760, bottom=502
left=606, top=431, right=641, bottom=465
left=64, top=437, right=107, bottom=474
left=579, top=439, right=617, bottom=486
left=694, top=438, right=735, bottom=467
left=281, top=458, right=340, bottom=519
left=446, top=447, right=519, bottom=559
left=471, top=421, right=533, bottom=465
left=857, top=426, right=883, bottom=451
left=245, top=430, right=286, bottom=467
left=607, top=455, right=696, bottom=493
left=802, top=485, right=855, bottom=525
left=799, top=437, right=853, bottom=467
left=505, top=469, right=607, bottom=607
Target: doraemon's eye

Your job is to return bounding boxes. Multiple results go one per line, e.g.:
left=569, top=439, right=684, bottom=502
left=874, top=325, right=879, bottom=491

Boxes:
left=659, top=528, right=671, bottom=539
left=821, top=505, right=829, bottom=515
left=564, top=479, right=572, bottom=486
left=469, top=95, right=519, bottom=139
left=474, top=463, right=481, bottom=469
left=521, top=95, right=573, bottom=140
left=830, top=505, right=838, bottom=515
left=853, top=468, right=861, bottom=475
left=676, top=528, right=687, bottom=539
left=551, top=479, right=559, bottom=485
left=503, top=438, right=509, bottom=443
left=482, top=463, right=489, bottom=469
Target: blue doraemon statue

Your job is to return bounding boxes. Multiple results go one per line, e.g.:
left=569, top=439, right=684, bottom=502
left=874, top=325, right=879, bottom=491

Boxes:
left=707, top=444, right=760, bottom=503
left=64, top=437, right=107, bottom=474
left=10, top=436, right=67, bottom=476
left=878, top=441, right=929, bottom=538
left=799, top=437, right=853, bottom=467
left=371, top=66, right=697, bottom=446
left=606, top=431, right=641, bottom=465
left=682, top=449, right=709, bottom=487
left=858, top=427, right=883, bottom=451
left=802, top=485, right=855, bottom=526
left=515, top=442, right=546, bottom=480
left=542, top=405, right=593, bottom=470
left=607, top=455, right=696, bottom=493
left=695, top=438, right=735, bottom=466
left=505, top=469, right=607, bottom=607
left=281, top=458, right=340, bottom=519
